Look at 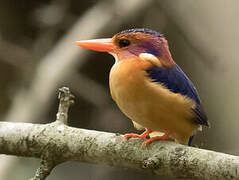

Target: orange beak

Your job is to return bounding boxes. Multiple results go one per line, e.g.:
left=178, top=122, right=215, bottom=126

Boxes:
left=76, top=38, right=114, bottom=52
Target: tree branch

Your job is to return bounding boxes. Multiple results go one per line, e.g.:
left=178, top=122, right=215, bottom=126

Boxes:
left=0, top=121, right=239, bottom=180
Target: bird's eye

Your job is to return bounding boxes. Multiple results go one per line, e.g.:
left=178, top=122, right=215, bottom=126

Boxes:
left=119, top=39, right=131, bottom=48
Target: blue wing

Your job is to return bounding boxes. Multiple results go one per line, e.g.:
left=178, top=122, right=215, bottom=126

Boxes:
left=146, top=65, right=209, bottom=127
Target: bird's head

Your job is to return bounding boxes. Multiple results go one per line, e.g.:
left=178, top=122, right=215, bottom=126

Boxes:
left=76, top=28, right=175, bottom=67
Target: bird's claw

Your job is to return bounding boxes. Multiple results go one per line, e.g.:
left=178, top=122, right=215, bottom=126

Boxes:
left=123, top=133, right=145, bottom=139
left=123, top=129, right=152, bottom=139
left=141, top=132, right=170, bottom=146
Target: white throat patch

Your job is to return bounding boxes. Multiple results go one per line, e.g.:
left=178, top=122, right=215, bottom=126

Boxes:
left=109, top=52, right=119, bottom=64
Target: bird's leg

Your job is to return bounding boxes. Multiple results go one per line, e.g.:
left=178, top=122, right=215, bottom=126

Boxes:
left=123, top=129, right=152, bottom=139
left=142, top=132, right=170, bottom=146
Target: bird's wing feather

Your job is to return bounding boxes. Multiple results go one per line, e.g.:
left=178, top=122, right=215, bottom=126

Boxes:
left=146, top=65, right=209, bottom=127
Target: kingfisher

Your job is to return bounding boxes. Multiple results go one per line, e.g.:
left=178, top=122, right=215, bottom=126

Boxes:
left=76, top=28, right=210, bottom=146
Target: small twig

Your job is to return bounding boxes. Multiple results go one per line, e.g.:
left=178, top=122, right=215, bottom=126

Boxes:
left=30, top=87, right=74, bottom=180
left=29, top=159, right=55, bottom=180
left=56, top=87, right=74, bottom=124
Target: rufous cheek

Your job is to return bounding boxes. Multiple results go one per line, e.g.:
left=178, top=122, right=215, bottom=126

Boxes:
left=116, top=50, right=136, bottom=61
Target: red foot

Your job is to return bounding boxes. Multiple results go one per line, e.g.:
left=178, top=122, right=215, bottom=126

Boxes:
left=123, top=129, right=152, bottom=139
left=142, top=132, right=170, bottom=146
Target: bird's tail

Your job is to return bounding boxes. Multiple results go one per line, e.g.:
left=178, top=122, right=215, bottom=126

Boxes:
left=188, top=136, right=194, bottom=146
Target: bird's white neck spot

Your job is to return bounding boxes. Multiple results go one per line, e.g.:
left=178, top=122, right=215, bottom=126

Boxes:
left=139, top=53, right=158, bottom=61
left=139, top=53, right=162, bottom=67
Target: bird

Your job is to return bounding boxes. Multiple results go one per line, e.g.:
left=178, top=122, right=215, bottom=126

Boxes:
left=76, top=28, right=210, bottom=146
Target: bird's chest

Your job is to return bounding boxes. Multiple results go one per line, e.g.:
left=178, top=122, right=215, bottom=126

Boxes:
left=109, top=61, right=156, bottom=119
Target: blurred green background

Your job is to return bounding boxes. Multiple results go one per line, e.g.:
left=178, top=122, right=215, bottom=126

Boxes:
left=0, top=0, right=238, bottom=179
